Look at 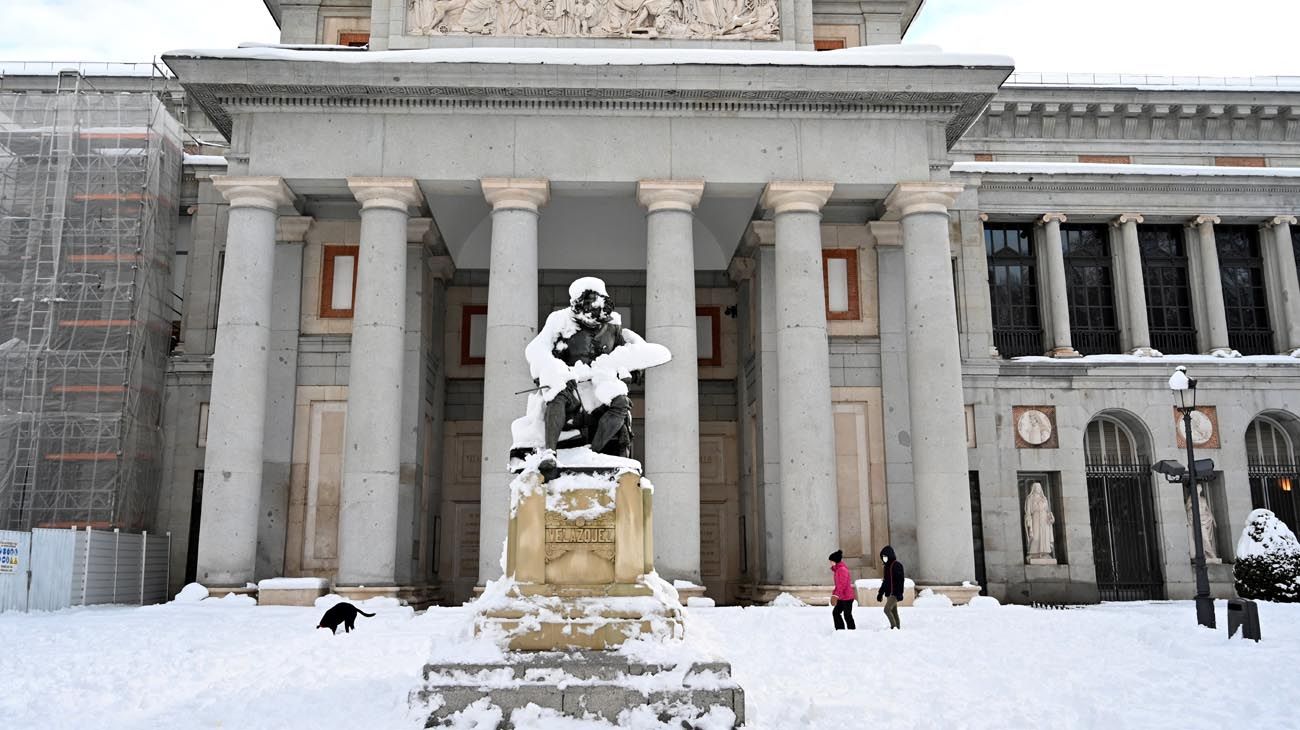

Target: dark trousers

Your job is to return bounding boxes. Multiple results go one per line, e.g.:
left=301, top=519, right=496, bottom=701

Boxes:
left=832, top=599, right=855, bottom=630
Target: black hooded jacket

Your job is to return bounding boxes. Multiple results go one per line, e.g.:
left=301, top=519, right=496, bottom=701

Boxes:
left=877, top=545, right=905, bottom=600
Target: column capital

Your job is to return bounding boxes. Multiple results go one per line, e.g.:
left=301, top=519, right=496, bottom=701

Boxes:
left=1116, top=213, right=1145, bottom=225
left=212, top=175, right=294, bottom=211
left=637, top=179, right=705, bottom=213
left=978, top=212, right=989, bottom=222
left=481, top=177, right=550, bottom=212
left=275, top=215, right=313, bottom=243
left=407, top=217, right=433, bottom=244
left=1041, top=212, right=1068, bottom=224
left=746, top=220, right=776, bottom=247
left=761, top=181, right=834, bottom=215
left=1270, top=215, right=1298, bottom=226
left=1193, top=215, right=1221, bottom=226
left=884, top=182, right=963, bottom=218
left=727, top=256, right=756, bottom=283
left=868, top=220, right=902, bottom=247
left=347, top=177, right=424, bottom=212
left=430, top=255, right=456, bottom=282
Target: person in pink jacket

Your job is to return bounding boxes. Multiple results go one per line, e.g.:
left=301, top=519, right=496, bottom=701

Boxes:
left=828, top=550, right=855, bottom=630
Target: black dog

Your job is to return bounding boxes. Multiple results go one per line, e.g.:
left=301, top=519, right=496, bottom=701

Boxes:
left=316, top=601, right=375, bottom=634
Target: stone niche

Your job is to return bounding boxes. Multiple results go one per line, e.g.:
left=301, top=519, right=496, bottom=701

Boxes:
left=407, top=0, right=780, bottom=39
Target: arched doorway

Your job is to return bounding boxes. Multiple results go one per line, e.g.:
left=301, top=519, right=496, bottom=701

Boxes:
left=1246, top=414, right=1300, bottom=534
left=1085, top=415, right=1165, bottom=601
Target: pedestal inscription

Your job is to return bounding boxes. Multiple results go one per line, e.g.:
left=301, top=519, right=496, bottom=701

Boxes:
left=545, top=512, right=616, bottom=561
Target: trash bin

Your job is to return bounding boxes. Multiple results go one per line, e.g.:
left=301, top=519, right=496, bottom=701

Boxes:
left=1226, top=598, right=1260, bottom=642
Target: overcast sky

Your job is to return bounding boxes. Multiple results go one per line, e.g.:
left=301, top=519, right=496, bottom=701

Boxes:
left=1, top=0, right=1298, bottom=76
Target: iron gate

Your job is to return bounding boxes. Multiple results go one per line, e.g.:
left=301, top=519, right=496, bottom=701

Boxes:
left=1087, top=465, right=1165, bottom=601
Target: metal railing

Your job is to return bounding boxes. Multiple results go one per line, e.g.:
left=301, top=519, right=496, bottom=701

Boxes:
left=1005, top=72, right=1300, bottom=90
left=0, top=61, right=170, bottom=78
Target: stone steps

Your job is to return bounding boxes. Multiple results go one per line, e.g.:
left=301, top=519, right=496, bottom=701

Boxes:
left=413, top=652, right=745, bottom=728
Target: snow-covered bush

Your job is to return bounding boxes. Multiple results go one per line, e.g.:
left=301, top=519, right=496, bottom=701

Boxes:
left=1234, top=509, right=1300, bottom=602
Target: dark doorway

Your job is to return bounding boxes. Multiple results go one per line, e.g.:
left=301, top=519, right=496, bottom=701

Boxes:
left=1085, top=418, right=1165, bottom=601
left=185, top=470, right=203, bottom=585
left=969, top=471, right=988, bottom=595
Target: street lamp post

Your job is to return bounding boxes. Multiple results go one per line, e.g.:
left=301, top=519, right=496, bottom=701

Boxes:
left=1169, top=366, right=1216, bottom=629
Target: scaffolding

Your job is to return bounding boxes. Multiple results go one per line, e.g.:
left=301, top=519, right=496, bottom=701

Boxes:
left=0, top=70, right=180, bottom=531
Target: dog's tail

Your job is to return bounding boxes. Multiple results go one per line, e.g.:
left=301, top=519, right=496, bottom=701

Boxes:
left=357, top=610, right=376, bottom=617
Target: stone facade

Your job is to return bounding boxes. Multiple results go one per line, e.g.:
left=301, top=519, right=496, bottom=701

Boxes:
left=6, top=1, right=1294, bottom=608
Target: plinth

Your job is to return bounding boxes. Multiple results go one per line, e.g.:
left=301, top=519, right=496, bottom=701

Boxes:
left=474, top=463, right=683, bottom=651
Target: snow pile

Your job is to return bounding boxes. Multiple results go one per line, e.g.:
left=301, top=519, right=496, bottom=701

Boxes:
left=209, top=592, right=257, bottom=606
left=173, top=583, right=209, bottom=603
left=769, top=592, right=807, bottom=607
left=436, top=697, right=736, bottom=729
left=673, top=580, right=702, bottom=589
left=258, top=577, right=329, bottom=590
left=854, top=578, right=917, bottom=590
left=1234, top=509, right=1300, bottom=602
left=913, top=589, right=954, bottom=609
left=686, top=597, right=716, bottom=608
left=953, top=160, right=1300, bottom=179
left=967, top=595, right=1002, bottom=610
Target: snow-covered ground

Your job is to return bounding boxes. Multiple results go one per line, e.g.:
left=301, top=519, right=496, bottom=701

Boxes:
left=1, top=597, right=1295, bottom=729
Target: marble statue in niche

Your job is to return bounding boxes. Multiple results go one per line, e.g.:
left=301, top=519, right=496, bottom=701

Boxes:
left=407, top=0, right=780, bottom=39
left=1024, top=481, right=1057, bottom=564
left=1185, top=484, right=1221, bottom=563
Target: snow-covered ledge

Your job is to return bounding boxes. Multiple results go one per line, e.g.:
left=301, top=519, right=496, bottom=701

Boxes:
left=256, top=577, right=330, bottom=606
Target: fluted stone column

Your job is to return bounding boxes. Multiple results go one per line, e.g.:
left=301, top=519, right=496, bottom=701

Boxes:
left=1266, top=216, right=1300, bottom=353
left=1116, top=213, right=1157, bottom=355
left=886, top=182, right=976, bottom=585
left=337, top=177, right=424, bottom=587
left=1040, top=213, right=1079, bottom=357
left=197, top=176, right=294, bottom=587
left=478, top=178, right=549, bottom=583
left=761, top=181, right=838, bottom=586
left=1193, top=215, right=1233, bottom=355
left=638, top=180, right=705, bottom=583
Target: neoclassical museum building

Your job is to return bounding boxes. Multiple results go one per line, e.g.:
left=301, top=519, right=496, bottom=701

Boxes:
left=7, top=0, right=1299, bottom=607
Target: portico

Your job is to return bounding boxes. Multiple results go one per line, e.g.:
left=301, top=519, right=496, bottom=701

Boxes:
left=168, top=45, right=1011, bottom=600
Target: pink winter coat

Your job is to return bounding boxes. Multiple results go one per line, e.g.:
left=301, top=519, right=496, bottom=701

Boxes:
left=831, top=562, right=855, bottom=602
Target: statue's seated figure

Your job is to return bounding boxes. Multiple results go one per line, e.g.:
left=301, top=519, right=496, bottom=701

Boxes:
left=512, top=277, right=670, bottom=480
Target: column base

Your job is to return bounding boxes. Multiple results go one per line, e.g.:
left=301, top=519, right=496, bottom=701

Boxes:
left=1128, top=347, right=1163, bottom=357
left=1048, top=346, right=1082, bottom=358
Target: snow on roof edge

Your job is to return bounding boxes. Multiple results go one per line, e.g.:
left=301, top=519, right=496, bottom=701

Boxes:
left=952, top=160, right=1300, bottom=178
left=162, top=43, right=1014, bottom=69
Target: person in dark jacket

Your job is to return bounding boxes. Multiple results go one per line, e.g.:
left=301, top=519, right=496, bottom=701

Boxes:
left=875, top=545, right=904, bottom=629
left=828, top=550, right=855, bottom=630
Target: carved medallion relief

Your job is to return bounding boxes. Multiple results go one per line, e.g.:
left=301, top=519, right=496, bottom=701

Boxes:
left=407, top=0, right=780, bottom=39
left=1013, top=406, right=1058, bottom=449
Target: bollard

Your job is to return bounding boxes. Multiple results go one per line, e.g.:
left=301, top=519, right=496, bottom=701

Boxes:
left=1226, top=598, right=1260, bottom=642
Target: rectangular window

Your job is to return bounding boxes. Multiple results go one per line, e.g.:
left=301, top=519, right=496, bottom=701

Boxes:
left=1062, top=224, right=1120, bottom=354
left=821, top=249, right=860, bottom=320
left=1217, top=226, right=1273, bottom=355
left=1139, top=225, right=1196, bottom=354
left=338, top=32, right=369, bottom=47
left=1292, top=228, right=1300, bottom=293
left=984, top=223, right=1042, bottom=358
left=814, top=39, right=846, bottom=50
left=696, top=306, right=722, bottom=367
left=461, top=305, right=487, bottom=366
left=320, top=245, right=360, bottom=318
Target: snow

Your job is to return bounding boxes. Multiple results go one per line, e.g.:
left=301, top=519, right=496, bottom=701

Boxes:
left=952, top=160, right=1300, bottom=178
left=174, top=582, right=208, bottom=602
left=182, top=154, right=227, bottom=166
left=258, top=577, right=329, bottom=590
left=1169, top=365, right=1190, bottom=391
left=686, top=597, right=716, bottom=608
left=1236, top=509, right=1300, bottom=560
left=165, top=43, right=1014, bottom=70
left=1009, top=352, right=1299, bottom=364
left=768, top=592, right=807, bottom=607
left=912, top=588, right=954, bottom=609
left=967, top=595, right=1001, bottom=609
left=854, top=577, right=917, bottom=590
left=4, top=599, right=1300, bottom=728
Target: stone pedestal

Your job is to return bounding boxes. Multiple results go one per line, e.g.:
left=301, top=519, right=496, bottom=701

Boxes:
left=474, top=462, right=682, bottom=651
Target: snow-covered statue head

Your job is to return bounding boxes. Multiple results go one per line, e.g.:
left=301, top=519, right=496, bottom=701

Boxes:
left=512, top=277, right=671, bottom=481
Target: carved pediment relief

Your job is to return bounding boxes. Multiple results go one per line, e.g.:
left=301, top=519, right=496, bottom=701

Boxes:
left=407, top=0, right=780, bottom=39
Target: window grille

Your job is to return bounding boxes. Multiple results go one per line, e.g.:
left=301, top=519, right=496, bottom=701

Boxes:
left=1062, top=225, right=1120, bottom=354
left=1139, top=226, right=1196, bottom=354
left=1217, top=226, right=1273, bottom=355
left=985, top=223, right=1042, bottom=358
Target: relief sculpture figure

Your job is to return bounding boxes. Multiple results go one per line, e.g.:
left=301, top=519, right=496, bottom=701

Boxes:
left=408, top=0, right=778, bottom=38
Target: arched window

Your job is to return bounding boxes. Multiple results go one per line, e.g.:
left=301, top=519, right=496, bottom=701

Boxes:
left=1085, top=414, right=1163, bottom=600
left=1246, top=416, right=1300, bottom=533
